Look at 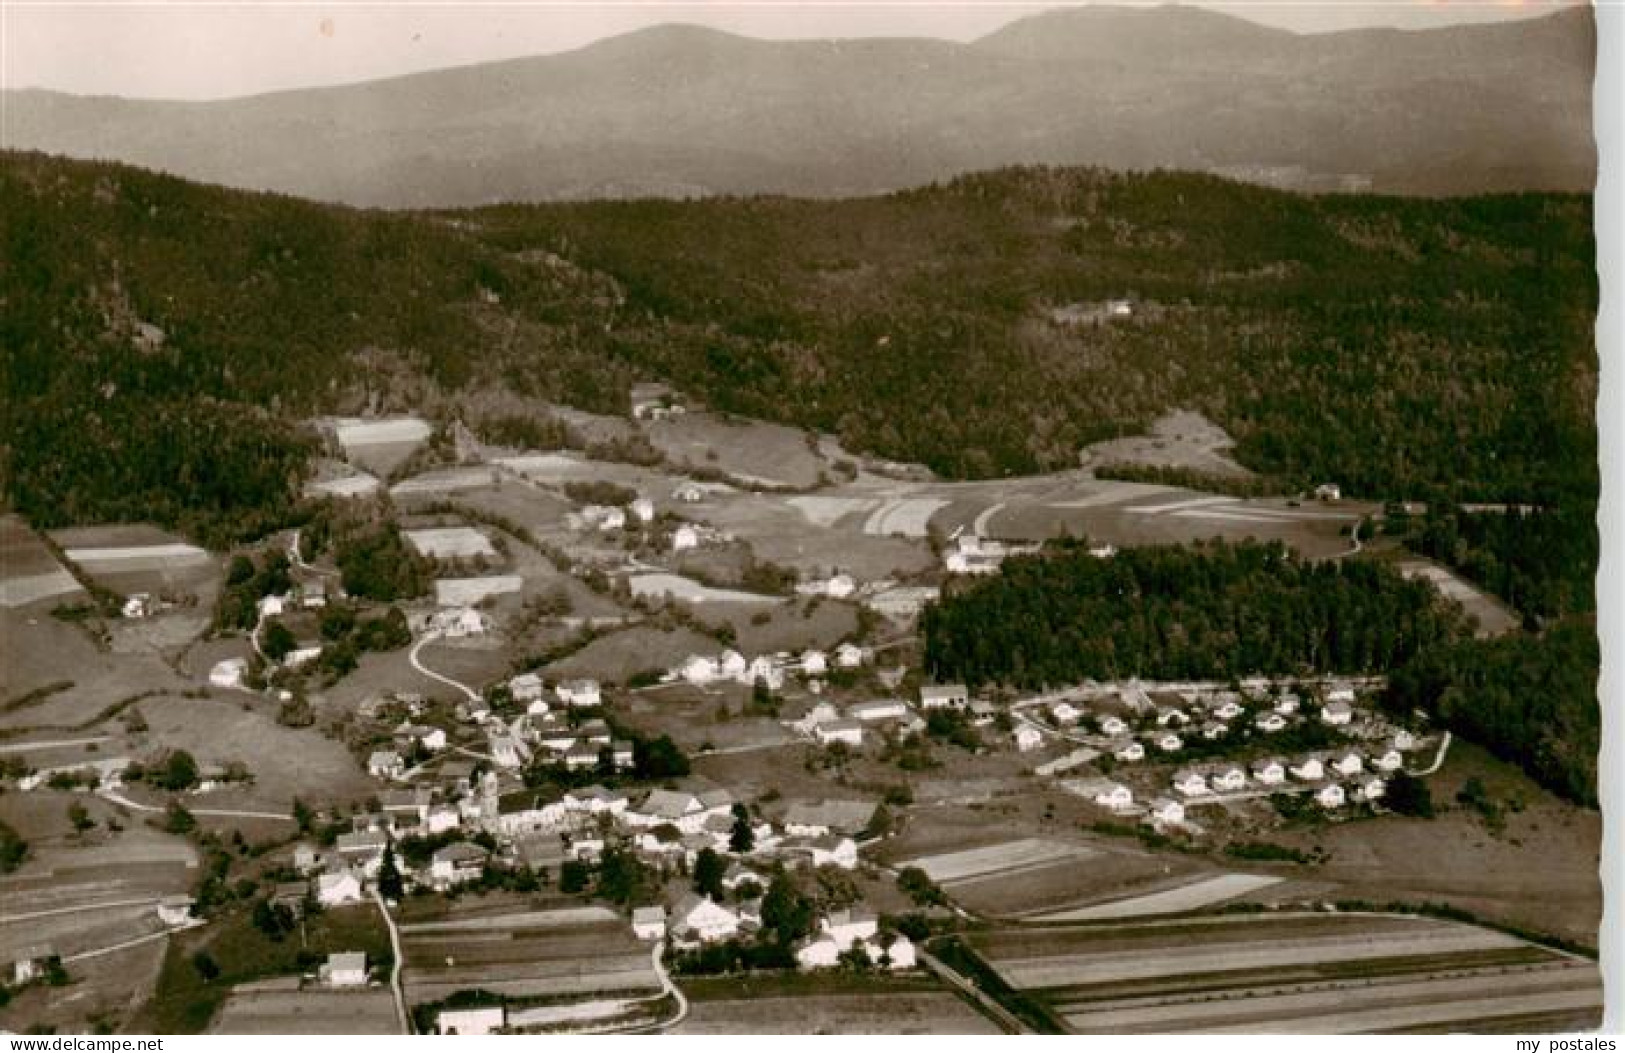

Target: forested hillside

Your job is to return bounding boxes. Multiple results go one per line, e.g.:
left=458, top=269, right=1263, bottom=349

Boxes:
left=920, top=540, right=1464, bottom=686
left=1, top=152, right=1597, bottom=541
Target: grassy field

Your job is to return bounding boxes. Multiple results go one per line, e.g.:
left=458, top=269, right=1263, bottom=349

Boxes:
left=541, top=624, right=714, bottom=686
left=210, top=981, right=401, bottom=1035
left=1266, top=741, right=1602, bottom=945
left=0, top=515, right=84, bottom=609
left=131, top=694, right=372, bottom=811
left=966, top=912, right=1601, bottom=1034
left=644, top=413, right=827, bottom=489
left=673, top=973, right=1000, bottom=1035
left=398, top=900, right=658, bottom=1006
left=133, top=904, right=394, bottom=1033
left=0, top=610, right=185, bottom=732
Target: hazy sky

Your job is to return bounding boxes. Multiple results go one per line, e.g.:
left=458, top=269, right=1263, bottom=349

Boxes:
left=3, top=0, right=1586, bottom=100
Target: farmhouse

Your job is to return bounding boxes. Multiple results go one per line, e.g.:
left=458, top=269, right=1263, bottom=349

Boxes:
left=496, top=790, right=567, bottom=835
left=208, top=658, right=248, bottom=690
left=814, top=719, right=864, bottom=748
left=632, top=905, right=667, bottom=941
left=509, top=672, right=545, bottom=703
left=11, top=946, right=54, bottom=985
left=580, top=505, right=626, bottom=532
left=430, top=842, right=489, bottom=888
left=431, top=607, right=488, bottom=638
left=1255, top=713, right=1288, bottom=733
left=324, top=951, right=368, bottom=988
left=719, top=650, right=749, bottom=681
left=316, top=871, right=364, bottom=907
left=679, top=655, right=720, bottom=685
left=671, top=525, right=701, bottom=553
left=489, top=734, right=527, bottom=770
left=1050, top=701, right=1082, bottom=725
left=783, top=834, right=859, bottom=870
left=439, top=1007, right=506, bottom=1036
left=155, top=895, right=193, bottom=927
left=1315, top=483, right=1343, bottom=501
left=1392, top=729, right=1419, bottom=751
left=1070, top=778, right=1134, bottom=811
left=1374, top=748, right=1405, bottom=772
left=920, top=683, right=969, bottom=710
left=1210, top=763, right=1248, bottom=792
left=366, top=750, right=404, bottom=780
left=257, top=594, right=287, bottom=618
left=1275, top=694, right=1302, bottom=716
left=1153, top=732, right=1184, bottom=753
left=782, top=799, right=876, bottom=838
left=1148, top=797, right=1185, bottom=825
left=848, top=699, right=909, bottom=723
left=557, top=678, right=602, bottom=708
left=1356, top=775, right=1388, bottom=801
left=1316, top=783, right=1348, bottom=808
left=293, top=844, right=321, bottom=873
left=284, top=646, right=323, bottom=668
left=1014, top=724, right=1045, bottom=752
left=670, top=893, right=742, bottom=944
left=834, top=642, right=868, bottom=668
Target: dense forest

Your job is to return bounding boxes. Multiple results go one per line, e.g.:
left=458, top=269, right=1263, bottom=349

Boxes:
left=1385, top=622, right=1599, bottom=806
left=921, top=540, right=1464, bottom=687
left=1, top=153, right=1597, bottom=543
left=1393, top=505, right=1596, bottom=624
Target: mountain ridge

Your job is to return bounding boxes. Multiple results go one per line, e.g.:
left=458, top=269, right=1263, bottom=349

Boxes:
left=0, top=5, right=1594, bottom=206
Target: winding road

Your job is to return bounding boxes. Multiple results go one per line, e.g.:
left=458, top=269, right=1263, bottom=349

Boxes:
left=97, top=788, right=292, bottom=823
left=408, top=632, right=482, bottom=704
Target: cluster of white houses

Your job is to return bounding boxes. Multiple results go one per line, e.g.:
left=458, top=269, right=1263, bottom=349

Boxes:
left=670, top=642, right=870, bottom=690
left=1040, top=681, right=1378, bottom=761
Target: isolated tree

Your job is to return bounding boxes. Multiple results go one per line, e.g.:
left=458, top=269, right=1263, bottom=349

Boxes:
left=261, top=620, right=298, bottom=662
left=164, top=800, right=196, bottom=835
left=896, top=866, right=945, bottom=908
left=377, top=844, right=405, bottom=900
left=191, top=951, right=220, bottom=982
left=693, top=848, right=726, bottom=901
left=156, top=749, right=199, bottom=791
left=1385, top=771, right=1434, bottom=818
left=728, top=803, right=755, bottom=854
left=67, top=802, right=94, bottom=835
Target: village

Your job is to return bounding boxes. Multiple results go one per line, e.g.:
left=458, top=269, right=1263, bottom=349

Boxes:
left=0, top=393, right=1592, bottom=1036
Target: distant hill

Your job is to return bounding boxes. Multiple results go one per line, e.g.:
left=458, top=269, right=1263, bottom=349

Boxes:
left=0, top=6, right=1595, bottom=206
left=2, top=151, right=1596, bottom=544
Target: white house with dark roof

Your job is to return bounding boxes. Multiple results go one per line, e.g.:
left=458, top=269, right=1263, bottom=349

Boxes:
left=814, top=719, right=864, bottom=748
left=557, top=679, right=602, bottom=708
left=1321, top=700, right=1355, bottom=726
left=1252, top=758, right=1288, bottom=786
left=669, top=893, right=741, bottom=944
left=1292, top=755, right=1327, bottom=781
left=367, top=750, right=404, bottom=780
left=1316, top=783, right=1348, bottom=808
left=920, top=683, right=969, bottom=710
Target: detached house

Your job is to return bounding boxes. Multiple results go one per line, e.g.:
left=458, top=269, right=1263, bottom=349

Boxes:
left=1321, top=700, right=1355, bottom=726
left=1172, top=770, right=1210, bottom=797
left=1251, top=758, right=1288, bottom=786
left=1291, top=756, right=1327, bottom=782
left=669, top=893, right=742, bottom=944
left=919, top=683, right=969, bottom=710
left=367, top=750, right=404, bottom=781
left=557, top=679, right=602, bottom=708
left=1316, top=783, right=1348, bottom=809
left=430, top=842, right=489, bottom=888
left=1210, top=763, right=1248, bottom=793
left=1148, top=797, right=1186, bottom=825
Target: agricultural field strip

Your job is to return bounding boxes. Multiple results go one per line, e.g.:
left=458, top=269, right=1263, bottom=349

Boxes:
left=61, top=543, right=209, bottom=565
left=863, top=498, right=950, bottom=537
left=1033, top=873, right=1284, bottom=921
left=406, top=952, right=654, bottom=978
left=1195, top=985, right=1604, bottom=1035
left=403, top=526, right=498, bottom=558
left=785, top=496, right=881, bottom=528
left=390, top=469, right=497, bottom=496
left=991, top=929, right=1525, bottom=989
left=1055, top=960, right=1595, bottom=1031
left=1170, top=510, right=1318, bottom=526
left=1030, top=946, right=1558, bottom=1008
left=973, top=911, right=1436, bottom=955
left=1124, top=496, right=1236, bottom=515
left=0, top=570, right=83, bottom=607
left=397, top=906, right=618, bottom=934
left=334, top=419, right=432, bottom=447
left=904, top=838, right=1094, bottom=884
left=406, top=970, right=661, bottom=1001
